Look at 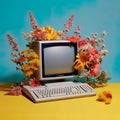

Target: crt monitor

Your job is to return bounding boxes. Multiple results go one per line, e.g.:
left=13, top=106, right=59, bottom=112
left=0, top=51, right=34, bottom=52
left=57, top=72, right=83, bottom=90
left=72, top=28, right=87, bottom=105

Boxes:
left=30, top=40, right=78, bottom=81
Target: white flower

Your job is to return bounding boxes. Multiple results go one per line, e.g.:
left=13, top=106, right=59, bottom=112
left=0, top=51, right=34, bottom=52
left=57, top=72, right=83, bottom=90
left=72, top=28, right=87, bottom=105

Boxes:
left=86, top=36, right=91, bottom=41
left=101, top=49, right=108, bottom=56
left=100, top=44, right=105, bottom=49
left=102, top=31, right=107, bottom=36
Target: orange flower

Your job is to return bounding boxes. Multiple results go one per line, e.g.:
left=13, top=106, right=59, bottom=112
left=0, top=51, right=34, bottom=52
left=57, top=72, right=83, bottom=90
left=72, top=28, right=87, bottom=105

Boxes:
left=65, top=36, right=80, bottom=43
left=33, top=28, right=42, bottom=34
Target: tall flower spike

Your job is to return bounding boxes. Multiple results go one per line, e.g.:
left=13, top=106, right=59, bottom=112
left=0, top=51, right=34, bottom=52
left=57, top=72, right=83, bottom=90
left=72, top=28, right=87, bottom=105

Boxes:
left=74, top=25, right=81, bottom=36
left=6, top=34, right=19, bottom=51
left=64, top=14, right=74, bottom=31
left=62, top=14, right=75, bottom=39
left=29, top=12, right=39, bottom=29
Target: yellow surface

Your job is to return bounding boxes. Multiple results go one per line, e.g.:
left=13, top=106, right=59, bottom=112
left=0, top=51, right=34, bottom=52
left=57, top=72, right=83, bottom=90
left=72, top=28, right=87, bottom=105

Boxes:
left=0, top=83, right=120, bottom=120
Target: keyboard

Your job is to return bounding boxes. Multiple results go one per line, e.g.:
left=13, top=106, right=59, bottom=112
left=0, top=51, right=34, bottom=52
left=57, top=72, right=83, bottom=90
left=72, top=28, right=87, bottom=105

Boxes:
left=22, top=81, right=96, bottom=103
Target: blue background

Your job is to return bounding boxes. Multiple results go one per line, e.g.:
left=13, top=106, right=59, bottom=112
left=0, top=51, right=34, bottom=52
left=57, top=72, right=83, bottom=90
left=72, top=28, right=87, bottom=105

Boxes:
left=0, top=0, right=120, bottom=82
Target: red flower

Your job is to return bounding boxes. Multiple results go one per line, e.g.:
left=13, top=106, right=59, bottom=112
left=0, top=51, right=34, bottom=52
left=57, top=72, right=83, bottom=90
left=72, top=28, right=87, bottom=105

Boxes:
left=65, top=36, right=80, bottom=43
left=33, top=28, right=42, bottom=34
left=79, top=51, right=89, bottom=62
left=29, top=78, right=40, bottom=87
left=18, top=55, right=26, bottom=62
left=103, top=91, right=112, bottom=99
left=78, top=40, right=88, bottom=47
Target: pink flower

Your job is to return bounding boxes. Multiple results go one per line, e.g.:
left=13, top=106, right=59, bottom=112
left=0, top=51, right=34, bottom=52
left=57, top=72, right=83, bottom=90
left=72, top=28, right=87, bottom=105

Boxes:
left=9, top=85, right=22, bottom=96
left=89, top=64, right=101, bottom=76
left=11, top=52, right=17, bottom=57
left=74, top=25, right=80, bottom=35
left=62, top=14, right=75, bottom=39
left=6, top=34, right=19, bottom=51
left=64, top=14, right=74, bottom=31
left=29, top=78, right=40, bottom=87
left=88, top=48, right=100, bottom=62
left=29, top=12, right=39, bottom=29
left=89, top=39, right=96, bottom=46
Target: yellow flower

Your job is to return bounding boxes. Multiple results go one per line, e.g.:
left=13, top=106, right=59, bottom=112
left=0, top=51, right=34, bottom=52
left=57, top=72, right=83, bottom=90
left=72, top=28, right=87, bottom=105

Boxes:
left=21, top=64, right=31, bottom=71
left=21, top=49, right=30, bottom=54
left=35, top=59, right=40, bottom=66
left=74, top=57, right=84, bottom=70
left=21, top=52, right=40, bottom=76
left=23, top=70, right=33, bottom=77
left=45, top=31, right=60, bottom=40
left=27, top=52, right=39, bottom=59
left=74, top=54, right=91, bottom=70
left=21, top=64, right=33, bottom=76
left=42, top=26, right=53, bottom=33
left=28, top=59, right=40, bottom=66
left=30, top=65, right=38, bottom=71
left=41, top=26, right=60, bottom=40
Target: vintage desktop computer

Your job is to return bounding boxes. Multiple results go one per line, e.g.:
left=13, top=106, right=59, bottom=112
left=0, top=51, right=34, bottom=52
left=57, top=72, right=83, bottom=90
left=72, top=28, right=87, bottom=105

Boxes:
left=23, top=40, right=96, bottom=102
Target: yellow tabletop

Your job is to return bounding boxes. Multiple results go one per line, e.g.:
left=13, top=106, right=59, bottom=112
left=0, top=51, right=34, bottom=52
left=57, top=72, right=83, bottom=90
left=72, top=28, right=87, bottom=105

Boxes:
left=0, top=83, right=120, bottom=120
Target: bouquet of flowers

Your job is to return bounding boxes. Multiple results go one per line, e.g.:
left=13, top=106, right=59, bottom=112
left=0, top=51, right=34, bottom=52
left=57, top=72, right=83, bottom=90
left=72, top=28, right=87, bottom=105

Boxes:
left=6, top=12, right=111, bottom=95
left=73, top=32, right=111, bottom=87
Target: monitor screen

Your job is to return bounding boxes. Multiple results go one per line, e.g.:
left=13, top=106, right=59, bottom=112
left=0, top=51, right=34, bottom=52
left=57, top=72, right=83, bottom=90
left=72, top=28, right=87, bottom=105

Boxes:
left=31, top=40, right=78, bottom=81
